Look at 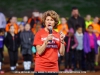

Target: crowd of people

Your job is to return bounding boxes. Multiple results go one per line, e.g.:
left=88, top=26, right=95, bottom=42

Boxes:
left=0, top=7, right=100, bottom=74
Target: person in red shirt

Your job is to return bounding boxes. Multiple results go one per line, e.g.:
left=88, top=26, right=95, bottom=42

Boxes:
left=33, top=10, right=65, bottom=75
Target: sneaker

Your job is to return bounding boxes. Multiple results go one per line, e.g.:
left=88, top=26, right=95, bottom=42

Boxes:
left=69, top=69, right=73, bottom=72
left=64, top=69, right=69, bottom=72
left=0, top=71, right=5, bottom=74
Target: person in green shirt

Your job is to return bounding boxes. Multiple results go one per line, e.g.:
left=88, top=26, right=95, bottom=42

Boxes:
left=85, top=15, right=92, bottom=29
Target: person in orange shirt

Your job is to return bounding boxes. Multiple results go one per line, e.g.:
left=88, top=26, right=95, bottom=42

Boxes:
left=91, top=17, right=100, bottom=67
left=5, top=16, right=19, bottom=34
left=33, top=10, right=65, bottom=75
left=31, top=22, right=42, bottom=35
left=91, top=17, right=100, bottom=37
left=28, top=10, right=42, bottom=29
left=57, top=17, right=68, bottom=35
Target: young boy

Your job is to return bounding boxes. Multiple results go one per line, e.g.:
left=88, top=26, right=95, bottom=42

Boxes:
left=75, top=25, right=83, bottom=71
left=20, top=24, right=34, bottom=71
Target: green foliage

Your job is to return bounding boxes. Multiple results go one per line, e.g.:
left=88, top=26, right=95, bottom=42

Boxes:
left=0, top=0, right=100, bottom=17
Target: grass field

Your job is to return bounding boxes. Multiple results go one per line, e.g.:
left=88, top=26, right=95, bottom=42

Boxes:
left=0, top=0, right=100, bottom=17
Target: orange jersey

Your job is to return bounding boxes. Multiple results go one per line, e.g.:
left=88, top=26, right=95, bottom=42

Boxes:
left=31, top=24, right=42, bottom=35
left=5, top=23, right=19, bottom=34
left=91, top=23, right=100, bottom=37
left=28, top=17, right=42, bottom=28
left=33, top=28, right=61, bottom=72
left=57, top=24, right=68, bottom=35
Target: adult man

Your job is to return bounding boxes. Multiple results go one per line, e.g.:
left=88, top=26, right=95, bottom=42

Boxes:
left=68, top=7, right=85, bottom=32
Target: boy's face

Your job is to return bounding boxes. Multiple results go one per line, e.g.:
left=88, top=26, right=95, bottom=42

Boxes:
left=77, top=28, right=82, bottom=34
left=25, top=24, right=30, bottom=31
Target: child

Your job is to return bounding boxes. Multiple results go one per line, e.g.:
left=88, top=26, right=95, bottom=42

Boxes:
left=75, top=25, right=83, bottom=71
left=20, top=16, right=28, bottom=26
left=18, top=24, right=24, bottom=33
left=96, top=34, right=100, bottom=66
left=64, top=28, right=78, bottom=72
left=5, top=25, right=20, bottom=72
left=20, top=24, right=34, bottom=71
left=97, top=35, right=100, bottom=46
left=83, top=25, right=98, bottom=72
left=0, top=29, right=5, bottom=74
left=57, top=17, right=69, bottom=35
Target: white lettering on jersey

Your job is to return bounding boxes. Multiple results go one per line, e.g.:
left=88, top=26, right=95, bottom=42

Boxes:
left=41, top=37, right=59, bottom=49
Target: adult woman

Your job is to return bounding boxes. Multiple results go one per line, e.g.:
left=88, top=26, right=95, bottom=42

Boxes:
left=33, top=10, right=65, bottom=75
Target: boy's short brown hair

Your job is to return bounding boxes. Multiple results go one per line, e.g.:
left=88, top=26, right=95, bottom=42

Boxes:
left=42, top=10, right=59, bottom=28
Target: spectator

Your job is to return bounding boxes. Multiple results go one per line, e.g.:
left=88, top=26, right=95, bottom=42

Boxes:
left=39, top=13, right=43, bottom=20
left=97, top=34, right=100, bottom=46
left=18, top=24, right=24, bottom=39
left=95, top=34, right=100, bottom=66
left=67, top=7, right=85, bottom=32
left=5, top=16, right=19, bottom=34
left=85, top=15, right=92, bottom=29
left=91, top=17, right=100, bottom=37
left=75, top=25, right=83, bottom=71
left=20, top=24, right=34, bottom=71
left=91, top=17, right=100, bottom=67
left=64, top=28, right=78, bottom=72
left=31, top=22, right=42, bottom=35
left=57, top=17, right=69, bottom=35
left=5, top=25, right=20, bottom=72
left=18, top=24, right=24, bottom=33
left=0, top=29, right=5, bottom=74
left=28, top=10, right=42, bottom=29
left=83, top=25, right=98, bottom=72
left=0, top=12, right=6, bottom=31
left=20, top=16, right=28, bottom=26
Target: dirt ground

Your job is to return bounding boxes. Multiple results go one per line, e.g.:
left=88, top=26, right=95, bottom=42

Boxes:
left=2, top=50, right=100, bottom=75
